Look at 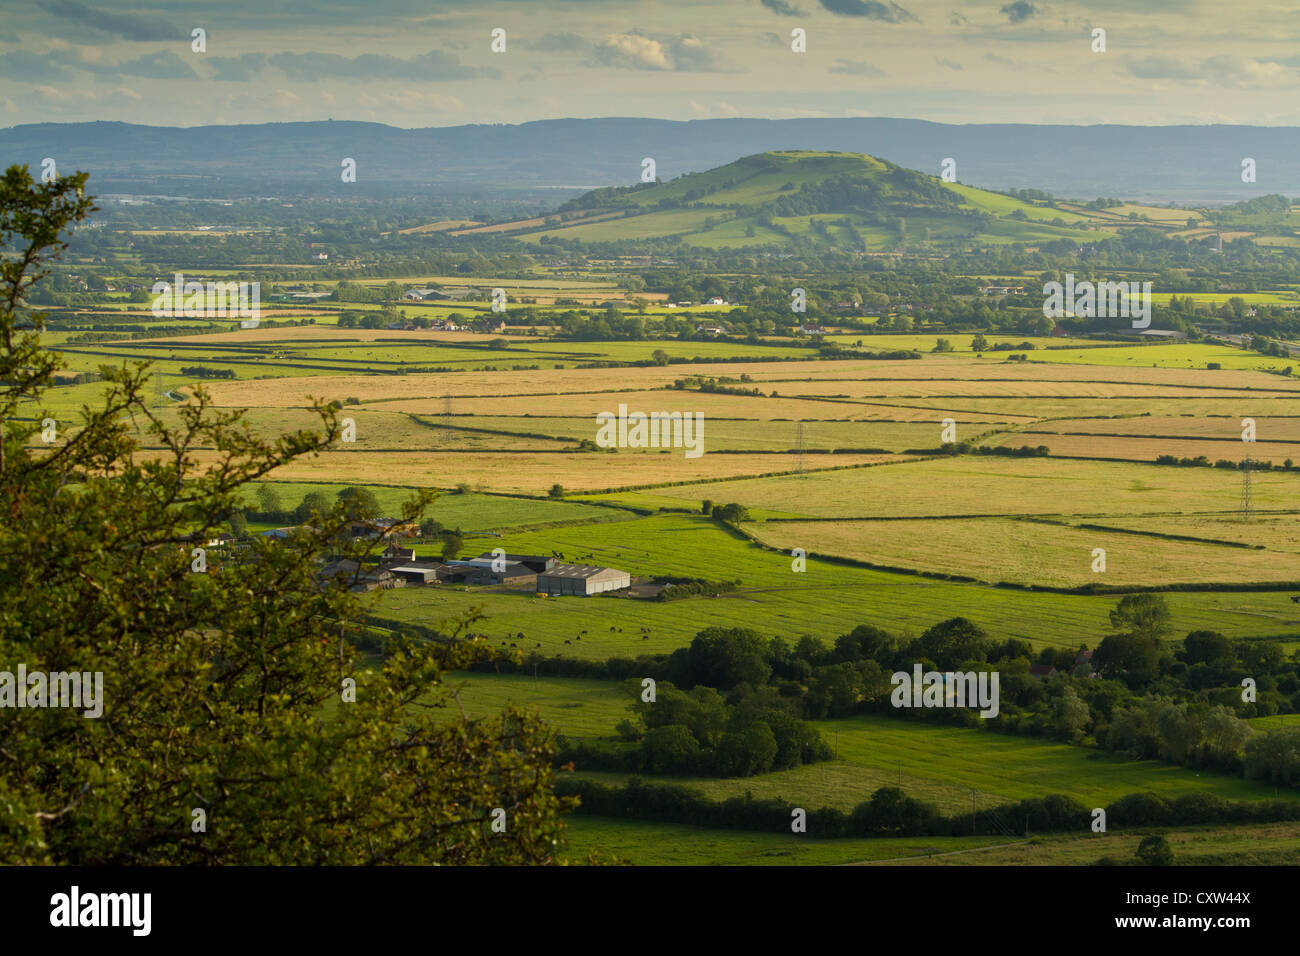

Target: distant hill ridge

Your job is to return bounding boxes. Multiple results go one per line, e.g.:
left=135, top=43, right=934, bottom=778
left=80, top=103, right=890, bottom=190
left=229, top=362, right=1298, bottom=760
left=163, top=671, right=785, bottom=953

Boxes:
left=3, top=117, right=1300, bottom=202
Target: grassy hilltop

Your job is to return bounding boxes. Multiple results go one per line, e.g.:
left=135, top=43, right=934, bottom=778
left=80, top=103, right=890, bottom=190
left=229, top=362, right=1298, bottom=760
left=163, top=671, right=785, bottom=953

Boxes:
left=451, top=150, right=1115, bottom=250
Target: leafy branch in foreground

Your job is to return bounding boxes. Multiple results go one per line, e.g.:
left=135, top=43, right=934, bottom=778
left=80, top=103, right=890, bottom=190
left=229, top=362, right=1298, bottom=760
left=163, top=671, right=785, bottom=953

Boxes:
left=0, top=164, right=573, bottom=864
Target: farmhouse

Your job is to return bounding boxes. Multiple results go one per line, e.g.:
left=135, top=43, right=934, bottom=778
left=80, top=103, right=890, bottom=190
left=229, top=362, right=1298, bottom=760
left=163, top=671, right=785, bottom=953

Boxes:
left=696, top=323, right=730, bottom=336
left=799, top=324, right=827, bottom=335
left=979, top=285, right=1025, bottom=296
left=535, top=563, right=631, bottom=596
left=381, top=543, right=416, bottom=564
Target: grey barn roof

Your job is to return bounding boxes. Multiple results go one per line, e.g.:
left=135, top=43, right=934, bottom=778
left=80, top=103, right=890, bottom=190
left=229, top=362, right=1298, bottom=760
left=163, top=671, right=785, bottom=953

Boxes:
left=539, top=563, right=623, bottom=579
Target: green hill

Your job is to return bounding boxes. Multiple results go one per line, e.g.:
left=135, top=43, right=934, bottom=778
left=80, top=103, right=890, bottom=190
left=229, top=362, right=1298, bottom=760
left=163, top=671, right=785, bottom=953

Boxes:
left=465, top=151, right=1112, bottom=251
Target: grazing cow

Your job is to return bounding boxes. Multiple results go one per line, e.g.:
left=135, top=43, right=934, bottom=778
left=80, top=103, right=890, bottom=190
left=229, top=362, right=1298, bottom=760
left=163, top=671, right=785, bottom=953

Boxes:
left=564, top=640, right=571, bottom=645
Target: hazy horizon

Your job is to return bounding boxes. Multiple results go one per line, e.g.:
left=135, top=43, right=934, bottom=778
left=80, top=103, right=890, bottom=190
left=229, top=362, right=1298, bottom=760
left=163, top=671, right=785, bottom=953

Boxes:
left=3, top=0, right=1300, bottom=129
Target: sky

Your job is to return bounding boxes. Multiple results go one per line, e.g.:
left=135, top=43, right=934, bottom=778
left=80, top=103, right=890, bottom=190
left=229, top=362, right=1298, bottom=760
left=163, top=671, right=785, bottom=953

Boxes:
left=2, top=0, right=1300, bottom=129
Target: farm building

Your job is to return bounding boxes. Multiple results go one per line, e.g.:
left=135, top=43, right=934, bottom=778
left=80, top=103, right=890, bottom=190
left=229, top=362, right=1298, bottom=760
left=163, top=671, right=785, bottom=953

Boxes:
left=388, top=564, right=443, bottom=585
left=317, top=559, right=405, bottom=592
left=1138, top=329, right=1188, bottom=341
left=535, top=563, right=631, bottom=597
left=348, top=518, right=415, bottom=540
left=439, top=559, right=537, bottom=587
left=474, top=552, right=555, bottom=573
left=382, top=544, right=416, bottom=564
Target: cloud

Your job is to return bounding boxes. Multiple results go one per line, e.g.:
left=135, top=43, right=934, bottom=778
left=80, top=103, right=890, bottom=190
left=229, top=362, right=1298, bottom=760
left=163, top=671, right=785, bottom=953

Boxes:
left=529, top=33, right=587, bottom=53
left=0, top=50, right=75, bottom=83
left=103, top=50, right=197, bottom=80
left=47, top=0, right=185, bottom=41
left=209, top=53, right=269, bottom=82
left=949, top=12, right=969, bottom=26
left=934, top=57, right=963, bottom=71
left=1126, top=56, right=1198, bottom=80
left=1198, top=55, right=1288, bottom=86
left=818, top=0, right=916, bottom=21
left=829, top=58, right=884, bottom=75
left=266, top=49, right=497, bottom=82
left=689, top=100, right=740, bottom=116
left=1127, top=54, right=1289, bottom=86
left=760, top=0, right=806, bottom=15
left=999, top=2, right=1039, bottom=24
left=590, top=31, right=738, bottom=72
left=0, top=48, right=196, bottom=82
left=984, top=53, right=1016, bottom=67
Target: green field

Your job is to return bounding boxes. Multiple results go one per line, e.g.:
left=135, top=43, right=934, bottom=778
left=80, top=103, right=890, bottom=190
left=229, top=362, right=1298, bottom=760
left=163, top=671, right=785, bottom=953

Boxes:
left=372, top=511, right=1300, bottom=655
left=446, top=674, right=1298, bottom=815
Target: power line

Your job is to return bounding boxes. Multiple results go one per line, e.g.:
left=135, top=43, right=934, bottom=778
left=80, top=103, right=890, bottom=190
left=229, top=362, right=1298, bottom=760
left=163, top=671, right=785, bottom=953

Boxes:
left=1241, top=457, right=1253, bottom=522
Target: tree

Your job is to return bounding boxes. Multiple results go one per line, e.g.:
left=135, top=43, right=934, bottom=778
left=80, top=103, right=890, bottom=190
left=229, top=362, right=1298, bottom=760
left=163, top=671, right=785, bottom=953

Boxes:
left=441, top=531, right=464, bottom=561
left=932, top=338, right=954, bottom=353
left=1180, top=630, right=1234, bottom=666
left=548, top=483, right=564, bottom=499
left=1109, top=593, right=1172, bottom=641
left=255, top=483, right=283, bottom=518
left=1094, top=631, right=1162, bottom=684
left=971, top=333, right=989, bottom=353
left=1135, top=835, right=1174, bottom=866
left=682, top=627, right=771, bottom=690
left=641, top=725, right=700, bottom=774
left=0, top=165, right=570, bottom=864
left=651, top=349, right=670, bottom=366
left=701, top=499, right=713, bottom=515
left=1096, top=594, right=1172, bottom=684
left=1053, top=686, right=1091, bottom=742
left=293, top=490, right=334, bottom=524
left=337, top=486, right=380, bottom=521
left=712, top=502, right=749, bottom=525
left=912, top=617, right=993, bottom=669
